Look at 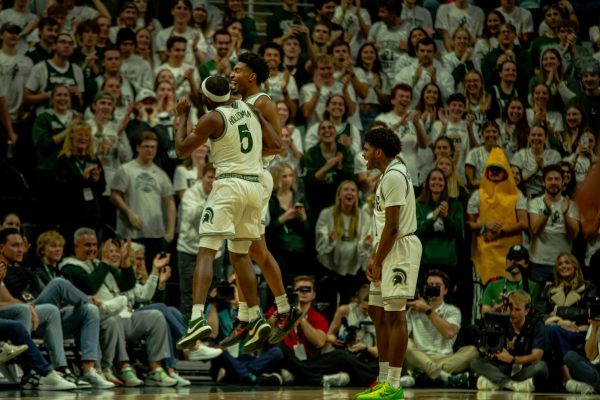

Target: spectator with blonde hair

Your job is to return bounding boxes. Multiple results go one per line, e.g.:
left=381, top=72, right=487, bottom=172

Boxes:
left=536, top=252, right=597, bottom=380
left=266, top=162, right=311, bottom=283
left=33, top=231, right=66, bottom=287
left=55, top=122, right=105, bottom=240
left=315, top=180, right=371, bottom=306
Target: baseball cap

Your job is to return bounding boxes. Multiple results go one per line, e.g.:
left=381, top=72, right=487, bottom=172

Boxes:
left=507, top=244, right=529, bottom=262
left=135, top=88, right=157, bottom=103
left=93, top=91, right=115, bottom=104
left=120, top=1, right=137, bottom=13
left=1, top=23, right=22, bottom=35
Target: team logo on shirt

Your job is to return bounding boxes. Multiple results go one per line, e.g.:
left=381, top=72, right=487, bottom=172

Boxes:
left=202, top=207, right=214, bottom=224
left=392, top=268, right=407, bottom=286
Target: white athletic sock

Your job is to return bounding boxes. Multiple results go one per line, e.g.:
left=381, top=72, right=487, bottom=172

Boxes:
left=238, top=302, right=249, bottom=322
left=439, top=370, right=451, bottom=383
left=275, top=294, right=291, bottom=314
left=388, top=366, right=402, bottom=389
left=248, top=305, right=260, bottom=321
left=378, top=362, right=389, bottom=383
left=191, top=304, right=205, bottom=321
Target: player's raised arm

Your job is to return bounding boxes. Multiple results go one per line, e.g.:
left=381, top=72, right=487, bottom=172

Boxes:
left=174, top=98, right=224, bottom=159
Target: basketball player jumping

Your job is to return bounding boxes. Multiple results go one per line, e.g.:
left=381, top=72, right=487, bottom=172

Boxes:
left=174, top=76, right=281, bottom=351
left=218, top=52, right=304, bottom=351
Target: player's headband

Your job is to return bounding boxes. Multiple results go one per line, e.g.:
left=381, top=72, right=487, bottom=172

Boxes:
left=201, top=77, right=230, bottom=103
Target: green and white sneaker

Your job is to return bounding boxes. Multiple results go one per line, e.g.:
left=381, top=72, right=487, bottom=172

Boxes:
left=117, top=367, right=143, bottom=387
left=145, top=368, right=178, bottom=387
left=354, top=381, right=384, bottom=399
left=177, top=315, right=212, bottom=350
left=356, top=381, right=404, bottom=399
left=241, top=314, right=271, bottom=353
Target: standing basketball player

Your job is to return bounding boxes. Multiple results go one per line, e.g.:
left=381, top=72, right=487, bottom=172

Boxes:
left=220, top=52, right=303, bottom=350
left=356, top=128, right=422, bottom=400
left=174, top=76, right=281, bottom=351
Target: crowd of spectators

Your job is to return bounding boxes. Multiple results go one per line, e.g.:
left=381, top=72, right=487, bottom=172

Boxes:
left=1, top=0, right=600, bottom=395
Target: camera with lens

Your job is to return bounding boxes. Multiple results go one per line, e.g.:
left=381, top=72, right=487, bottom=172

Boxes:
left=423, top=285, right=440, bottom=300
left=214, top=281, right=235, bottom=302
left=589, top=297, right=600, bottom=321
left=479, top=311, right=510, bottom=354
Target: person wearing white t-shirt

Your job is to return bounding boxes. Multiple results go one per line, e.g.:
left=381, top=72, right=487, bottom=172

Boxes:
left=0, top=23, right=33, bottom=126
left=431, top=93, right=478, bottom=180
left=511, top=125, right=562, bottom=198
left=465, top=121, right=503, bottom=190
left=375, top=83, right=430, bottom=187
left=528, top=165, right=580, bottom=287
left=117, top=28, right=153, bottom=92
left=394, top=37, right=454, bottom=106
left=260, top=42, right=299, bottom=118
left=367, top=0, right=406, bottom=81
left=404, top=270, right=477, bottom=388
left=154, top=36, right=200, bottom=100
left=299, top=54, right=357, bottom=130
left=0, top=0, right=38, bottom=55
left=107, top=2, right=137, bottom=44
left=399, top=0, right=432, bottom=37
left=332, top=0, right=371, bottom=58
left=435, top=0, right=484, bottom=52
left=497, top=0, right=534, bottom=44
left=155, top=0, right=209, bottom=67
left=110, top=131, right=176, bottom=258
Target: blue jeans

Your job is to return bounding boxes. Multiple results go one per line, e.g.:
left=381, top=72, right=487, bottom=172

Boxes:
left=0, top=319, right=51, bottom=375
left=139, top=303, right=185, bottom=369
left=565, top=350, right=600, bottom=392
left=218, top=346, right=283, bottom=381
left=34, top=278, right=100, bottom=362
left=547, top=324, right=586, bottom=362
left=0, top=303, right=66, bottom=368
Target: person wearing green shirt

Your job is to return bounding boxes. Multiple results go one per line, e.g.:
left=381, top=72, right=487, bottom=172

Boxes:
left=480, top=244, right=541, bottom=316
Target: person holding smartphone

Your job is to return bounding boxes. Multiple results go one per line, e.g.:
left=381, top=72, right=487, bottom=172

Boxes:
left=564, top=128, right=597, bottom=184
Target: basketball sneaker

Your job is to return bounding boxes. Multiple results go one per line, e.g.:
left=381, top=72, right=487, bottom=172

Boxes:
left=177, top=315, right=212, bottom=349
left=356, top=381, right=404, bottom=399
left=268, top=308, right=304, bottom=344
left=353, top=380, right=384, bottom=399
left=242, top=314, right=271, bottom=353
left=219, top=318, right=249, bottom=347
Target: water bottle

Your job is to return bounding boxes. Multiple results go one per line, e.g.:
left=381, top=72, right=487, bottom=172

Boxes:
left=6, top=140, right=14, bottom=159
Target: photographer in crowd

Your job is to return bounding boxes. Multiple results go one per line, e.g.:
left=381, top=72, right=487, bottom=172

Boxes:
left=327, top=285, right=378, bottom=367
left=471, top=291, right=548, bottom=393
left=403, top=269, right=477, bottom=388
left=480, top=245, right=542, bottom=316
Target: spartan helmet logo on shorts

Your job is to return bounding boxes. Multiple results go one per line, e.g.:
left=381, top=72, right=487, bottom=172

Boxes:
left=202, top=207, right=214, bottom=224
left=392, top=268, right=407, bottom=286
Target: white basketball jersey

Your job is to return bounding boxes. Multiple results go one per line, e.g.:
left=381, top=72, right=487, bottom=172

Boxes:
left=245, top=92, right=275, bottom=168
left=211, top=100, right=263, bottom=176
left=373, top=160, right=417, bottom=248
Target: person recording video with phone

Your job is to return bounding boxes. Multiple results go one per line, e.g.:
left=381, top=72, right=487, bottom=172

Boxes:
left=403, top=269, right=477, bottom=388
left=480, top=245, right=541, bottom=316
left=471, top=290, right=549, bottom=393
